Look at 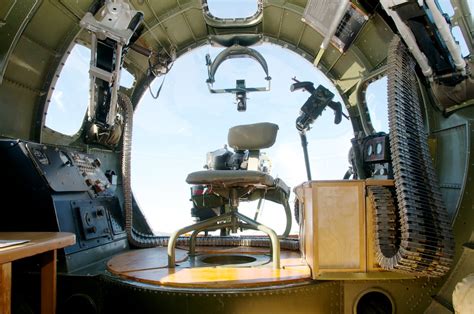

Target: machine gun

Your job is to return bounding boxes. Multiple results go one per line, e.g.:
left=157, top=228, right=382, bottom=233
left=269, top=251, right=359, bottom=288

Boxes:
left=291, top=78, right=346, bottom=180
left=80, top=1, right=144, bottom=147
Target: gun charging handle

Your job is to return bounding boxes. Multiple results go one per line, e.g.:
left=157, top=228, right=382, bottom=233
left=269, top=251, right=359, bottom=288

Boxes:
left=290, top=81, right=316, bottom=94
left=328, top=100, right=343, bottom=124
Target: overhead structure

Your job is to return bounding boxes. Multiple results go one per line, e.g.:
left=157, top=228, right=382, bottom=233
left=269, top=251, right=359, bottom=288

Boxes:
left=205, top=44, right=271, bottom=111
left=80, top=0, right=143, bottom=145
left=302, top=0, right=368, bottom=65
left=380, top=0, right=467, bottom=81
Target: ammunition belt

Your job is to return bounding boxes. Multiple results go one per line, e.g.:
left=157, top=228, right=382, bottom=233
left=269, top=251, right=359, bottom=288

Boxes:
left=369, top=36, right=454, bottom=276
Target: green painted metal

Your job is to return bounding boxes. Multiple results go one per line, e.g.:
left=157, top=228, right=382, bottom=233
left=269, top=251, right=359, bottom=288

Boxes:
left=0, top=1, right=473, bottom=312
left=0, top=0, right=40, bottom=84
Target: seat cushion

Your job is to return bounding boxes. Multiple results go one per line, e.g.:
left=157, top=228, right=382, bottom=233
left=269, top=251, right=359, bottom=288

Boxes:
left=186, top=170, right=275, bottom=187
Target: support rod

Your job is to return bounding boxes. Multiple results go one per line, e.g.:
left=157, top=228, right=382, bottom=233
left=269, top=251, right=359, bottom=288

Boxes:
left=313, top=0, right=350, bottom=66
left=300, top=132, right=312, bottom=181
left=168, top=214, right=229, bottom=268
left=425, top=0, right=466, bottom=71
left=168, top=211, right=281, bottom=269
left=235, top=212, right=280, bottom=269
left=380, top=0, right=433, bottom=77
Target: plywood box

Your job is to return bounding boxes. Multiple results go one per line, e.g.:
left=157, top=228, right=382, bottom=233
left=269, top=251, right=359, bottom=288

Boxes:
left=294, top=180, right=397, bottom=279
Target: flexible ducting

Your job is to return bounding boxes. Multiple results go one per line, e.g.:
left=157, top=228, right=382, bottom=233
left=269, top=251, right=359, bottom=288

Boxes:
left=118, top=92, right=299, bottom=250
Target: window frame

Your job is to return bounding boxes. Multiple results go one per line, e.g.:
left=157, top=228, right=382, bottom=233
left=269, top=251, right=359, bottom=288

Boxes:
left=201, top=0, right=263, bottom=28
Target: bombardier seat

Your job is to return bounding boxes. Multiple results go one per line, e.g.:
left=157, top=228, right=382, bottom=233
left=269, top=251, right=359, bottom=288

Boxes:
left=167, top=122, right=292, bottom=269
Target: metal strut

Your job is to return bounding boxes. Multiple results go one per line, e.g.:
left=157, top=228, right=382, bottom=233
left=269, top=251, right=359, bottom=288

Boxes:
left=300, top=132, right=312, bottom=181
left=167, top=211, right=281, bottom=269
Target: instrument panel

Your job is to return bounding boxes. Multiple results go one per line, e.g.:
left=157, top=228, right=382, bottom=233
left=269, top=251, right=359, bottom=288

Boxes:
left=26, top=142, right=113, bottom=197
left=0, top=139, right=126, bottom=272
left=363, top=134, right=390, bottom=163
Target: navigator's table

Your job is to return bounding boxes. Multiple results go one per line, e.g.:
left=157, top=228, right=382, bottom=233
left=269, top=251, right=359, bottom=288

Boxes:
left=0, top=232, right=76, bottom=314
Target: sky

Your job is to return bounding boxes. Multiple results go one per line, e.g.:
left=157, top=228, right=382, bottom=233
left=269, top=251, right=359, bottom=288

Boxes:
left=45, top=42, right=377, bottom=235
left=45, top=0, right=469, bottom=235
left=130, top=44, right=359, bottom=235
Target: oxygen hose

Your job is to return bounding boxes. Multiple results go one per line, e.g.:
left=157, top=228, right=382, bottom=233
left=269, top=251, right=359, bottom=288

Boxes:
left=120, top=93, right=165, bottom=247
left=119, top=93, right=299, bottom=250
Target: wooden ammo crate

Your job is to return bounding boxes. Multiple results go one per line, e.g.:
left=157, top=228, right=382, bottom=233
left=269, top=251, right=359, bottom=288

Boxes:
left=294, top=180, right=409, bottom=280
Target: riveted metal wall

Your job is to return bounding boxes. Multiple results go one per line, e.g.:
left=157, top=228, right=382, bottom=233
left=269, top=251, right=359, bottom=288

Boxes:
left=102, top=276, right=342, bottom=314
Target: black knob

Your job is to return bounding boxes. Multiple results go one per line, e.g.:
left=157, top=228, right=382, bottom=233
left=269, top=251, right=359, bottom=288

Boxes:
left=93, top=158, right=101, bottom=167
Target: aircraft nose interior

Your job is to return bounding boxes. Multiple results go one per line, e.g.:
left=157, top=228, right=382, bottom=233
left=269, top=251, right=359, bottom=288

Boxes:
left=0, top=0, right=473, bottom=313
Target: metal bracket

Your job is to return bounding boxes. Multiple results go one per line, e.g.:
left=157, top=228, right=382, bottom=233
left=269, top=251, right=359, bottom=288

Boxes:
left=80, top=0, right=141, bottom=45
left=206, top=44, right=271, bottom=85
left=80, top=0, right=143, bottom=128
left=205, top=44, right=271, bottom=111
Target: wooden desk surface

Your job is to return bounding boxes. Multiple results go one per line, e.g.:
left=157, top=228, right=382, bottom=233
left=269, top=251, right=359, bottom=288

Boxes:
left=0, top=232, right=76, bottom=264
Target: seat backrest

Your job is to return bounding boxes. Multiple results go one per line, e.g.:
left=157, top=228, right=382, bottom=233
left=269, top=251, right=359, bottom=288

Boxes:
left=227, top=122, right=279, bottom=151
left=228, top=122, right=278, bottom=171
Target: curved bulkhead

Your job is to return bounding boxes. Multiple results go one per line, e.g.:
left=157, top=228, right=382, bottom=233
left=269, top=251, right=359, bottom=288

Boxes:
left=0, top=0, right=473, bottom=313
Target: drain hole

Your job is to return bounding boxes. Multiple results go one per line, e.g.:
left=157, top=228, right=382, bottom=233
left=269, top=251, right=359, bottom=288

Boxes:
left=201, top=255, right=257, bottom=265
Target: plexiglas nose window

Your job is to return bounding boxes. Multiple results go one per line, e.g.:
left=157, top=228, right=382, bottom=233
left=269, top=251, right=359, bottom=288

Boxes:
left=45, top=44, right=90, bottom=136
left=206, top=0, right=258, bottom=18
left=45, top=43, right=135, bottom=136
left=131, top=44, right=353, bottom=235
left=366, top=77, right=389, bottom=134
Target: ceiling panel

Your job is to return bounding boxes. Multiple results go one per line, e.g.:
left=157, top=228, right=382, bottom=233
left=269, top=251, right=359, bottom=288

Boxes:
left=262, top=6, right=282, bottom=35
left=163, top=14, right=196, bottom=48
left=298, top=25, right=322, bottom=58
left=279, top=10, right=303, bottom=43
left=6, top=37, right=52, bottom=90
left=24, top=1, right=77, bottom=51
left=147, top=0, right=179, bottom=17
left=288, top=0, right=308, bottom=9
left=184, top=8, right=208, bottom=40
left=353, top=15, right=392, bottom=68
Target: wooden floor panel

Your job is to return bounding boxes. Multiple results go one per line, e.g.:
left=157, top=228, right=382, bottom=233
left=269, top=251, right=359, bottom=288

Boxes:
left=107, top=246, right=311, bottom=288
